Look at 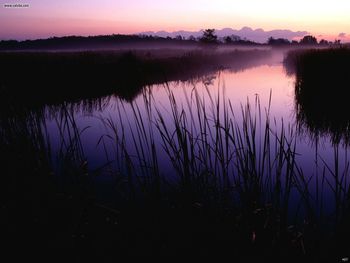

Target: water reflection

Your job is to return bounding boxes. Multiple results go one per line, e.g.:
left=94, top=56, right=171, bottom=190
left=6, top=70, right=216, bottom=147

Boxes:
left=285, top=49, right=350, bottom=144
left=295, top=76, right=350, bottom=144
left=1, top=51, right=350, bottom=232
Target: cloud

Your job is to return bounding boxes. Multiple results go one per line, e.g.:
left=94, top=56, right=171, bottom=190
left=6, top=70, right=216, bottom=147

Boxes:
left=338, top=32, right=347, bottom=38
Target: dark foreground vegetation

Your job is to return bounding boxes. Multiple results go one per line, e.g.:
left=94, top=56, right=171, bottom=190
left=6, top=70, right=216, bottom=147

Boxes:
left=1, top=87, right=350, bottom=261
left=284, top=48, right=350, bottom=143
left=2, top=46, right=350, bottom=261
left=0, top=48, right=271, bottom=108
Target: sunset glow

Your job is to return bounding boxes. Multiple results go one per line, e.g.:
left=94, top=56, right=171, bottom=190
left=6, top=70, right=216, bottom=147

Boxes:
left=1, top=0, right=349, bottom=41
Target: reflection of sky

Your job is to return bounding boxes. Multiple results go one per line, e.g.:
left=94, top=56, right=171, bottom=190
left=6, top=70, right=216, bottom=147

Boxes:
left=44, top=63, right=348, bottom=215
left=0, top=0, right=349, bottom=40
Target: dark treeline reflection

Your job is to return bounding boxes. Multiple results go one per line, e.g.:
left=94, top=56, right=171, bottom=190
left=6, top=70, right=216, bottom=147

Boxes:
left=0, top=49, right=272, bottom=110
left=284, top=48, right=350, bottom=144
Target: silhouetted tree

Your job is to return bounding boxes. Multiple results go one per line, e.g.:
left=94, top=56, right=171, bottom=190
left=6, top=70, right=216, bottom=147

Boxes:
left=300, top=35, right=318, bottom=45
left=231, top=35, right=241, bottom=42
left=175, top=35, right=183, bottom=41
left=224, top=34, right=241, bottom=44
left=200, top=29, right=218, bottom=44
left=267, top=37, right=274, bottom=44
left=188, top=35, right=196, bottom=41
left=224, top=36, right=232, bottom=43
left=319, top=39, right=329, bottom=45
left=268, top=37, right=290, bottom=45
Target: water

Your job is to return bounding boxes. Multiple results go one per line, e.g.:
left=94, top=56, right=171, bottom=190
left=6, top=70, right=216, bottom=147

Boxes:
left=35, top=57, right=348, bottom=217
left=2, top=50, right=347, bottom=222
left=49, top=65, right=296, bottom=168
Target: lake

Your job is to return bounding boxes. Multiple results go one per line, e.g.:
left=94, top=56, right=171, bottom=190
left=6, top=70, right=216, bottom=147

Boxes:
left=33, top=49, right=348, bottom=220
left=3, top=48, right=350, bottom=258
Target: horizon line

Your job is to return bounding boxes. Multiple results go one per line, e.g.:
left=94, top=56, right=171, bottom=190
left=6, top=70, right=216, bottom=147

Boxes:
left=0, top=26, right=348, bottom=43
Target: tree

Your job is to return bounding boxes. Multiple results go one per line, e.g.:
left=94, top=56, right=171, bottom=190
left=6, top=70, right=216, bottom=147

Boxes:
left=200, top=29, right=218, bottom=44
left=231, top=35, right=241, bottom=42
left=224, top=36, right=232, bottom=44
left=224, top=35, right=241, bottom=44
left=267, top=37, right=274, bottom=44
left=319, top=39, right=329, bottom=45
left=188, top=35, right=196, bottom=41
left=268, top=37, right=290, bottom=45
left=300, top=35, right=318, bottom=45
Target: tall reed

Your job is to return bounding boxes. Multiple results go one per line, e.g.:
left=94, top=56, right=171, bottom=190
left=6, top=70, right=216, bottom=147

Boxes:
left=99, top=87, right=316, bottom=220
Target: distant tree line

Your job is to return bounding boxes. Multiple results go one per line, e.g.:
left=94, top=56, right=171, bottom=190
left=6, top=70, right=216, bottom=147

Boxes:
left=0, top=30, right=344, bottom=50
left=198, top=29, right=262, bottom=45
left=267, top=35, right=342, bottom=46
left=0, top=31, right=263, bottom=50
left=198, top=30, right=343, bottom=46
left=0, top=34, right=219, bottom=50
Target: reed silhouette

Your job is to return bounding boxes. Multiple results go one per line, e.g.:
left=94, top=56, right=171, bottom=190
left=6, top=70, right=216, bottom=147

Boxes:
left=1, top=88, right=350, bottom=260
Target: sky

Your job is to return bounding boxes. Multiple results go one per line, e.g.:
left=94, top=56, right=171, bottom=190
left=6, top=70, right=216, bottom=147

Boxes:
left=1, top=0, right=349, bottom=41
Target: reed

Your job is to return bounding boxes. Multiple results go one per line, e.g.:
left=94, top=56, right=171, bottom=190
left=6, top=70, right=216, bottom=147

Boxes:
left=100, top=87, right=318, bottom=223
left=2, top=80, right=350, bottom=258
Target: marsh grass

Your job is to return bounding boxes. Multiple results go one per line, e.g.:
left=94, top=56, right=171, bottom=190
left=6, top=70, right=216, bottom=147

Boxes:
left=2, top=82, right=350, bottom=258
left=93, top=84, right=350, bottom=257
left=98, top=90, right=325, bottom=226
left=0, top=49, right=272, bottom=106
left=284, top=48, right=350, bottom=144
left=0, top=104, right=103, bottom=258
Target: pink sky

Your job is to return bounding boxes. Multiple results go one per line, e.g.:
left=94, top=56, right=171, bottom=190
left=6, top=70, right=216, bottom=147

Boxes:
left=1, top=0, right=349, bottom=41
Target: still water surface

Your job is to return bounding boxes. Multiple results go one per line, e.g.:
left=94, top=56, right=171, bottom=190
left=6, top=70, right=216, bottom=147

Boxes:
left=43, top=56, right=348, bottom=215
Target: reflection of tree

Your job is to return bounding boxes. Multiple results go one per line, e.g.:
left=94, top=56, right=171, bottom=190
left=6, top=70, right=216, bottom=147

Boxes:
left=290, top=49, right=350, bottom=144
left=295, top=74, right=350, bottom=145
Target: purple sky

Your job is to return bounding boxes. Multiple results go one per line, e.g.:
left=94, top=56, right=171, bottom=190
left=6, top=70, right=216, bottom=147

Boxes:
left=0, top=0, right=349, bottom=41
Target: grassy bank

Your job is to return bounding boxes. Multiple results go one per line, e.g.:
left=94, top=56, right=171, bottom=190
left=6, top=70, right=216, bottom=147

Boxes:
left=0, top=48, right=271, bottom=109
left=284, top=48, right=350, bottom=143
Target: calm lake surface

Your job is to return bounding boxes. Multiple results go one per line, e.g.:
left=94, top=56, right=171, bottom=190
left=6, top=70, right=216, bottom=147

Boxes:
left=39, top=51, right=348, bottom=216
